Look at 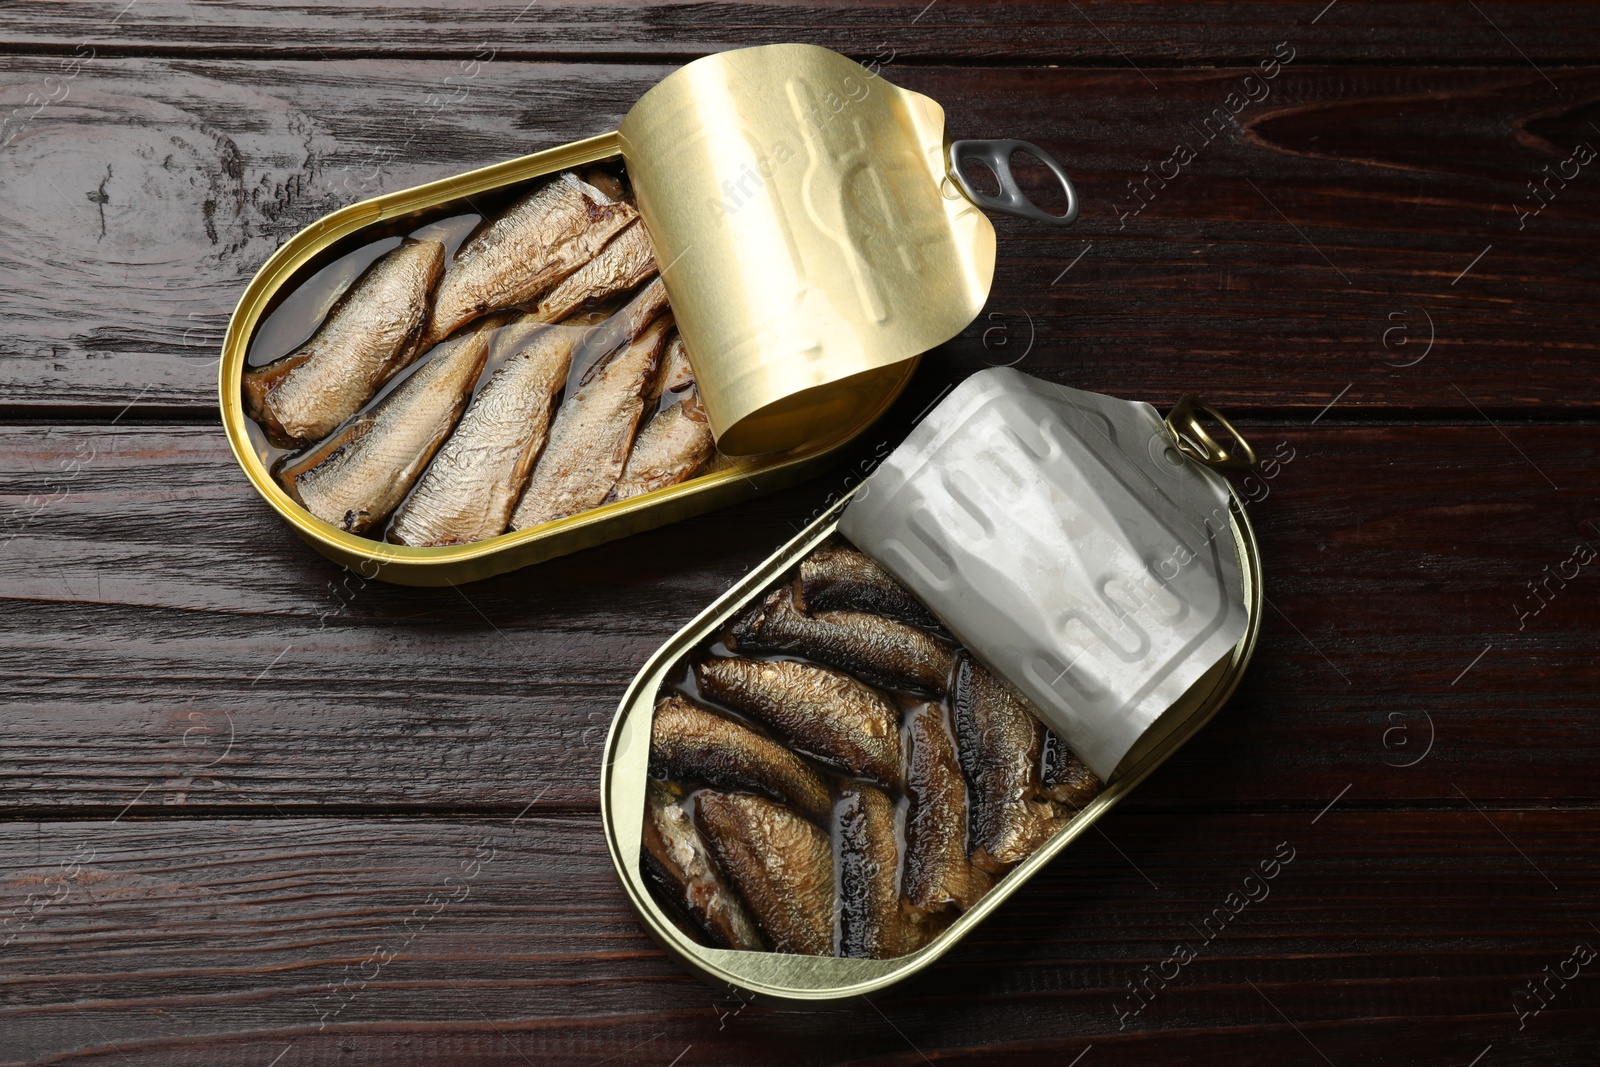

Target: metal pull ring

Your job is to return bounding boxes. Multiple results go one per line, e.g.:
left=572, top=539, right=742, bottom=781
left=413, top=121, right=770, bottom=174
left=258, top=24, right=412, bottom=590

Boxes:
left=947, top=138, right=1079, bottom=225
left=1165, top=395, right=1258, bottom=471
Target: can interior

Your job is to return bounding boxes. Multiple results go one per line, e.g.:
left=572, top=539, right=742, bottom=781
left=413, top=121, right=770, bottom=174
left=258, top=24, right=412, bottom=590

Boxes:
left=600, top=487, right=1262, bottom=1002
left=217, top=136, right=921, bottom=585
left=238, top=172, right=628, bottom=477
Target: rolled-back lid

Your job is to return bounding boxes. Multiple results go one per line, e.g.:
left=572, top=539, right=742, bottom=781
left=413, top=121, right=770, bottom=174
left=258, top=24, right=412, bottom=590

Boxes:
left=619, top=44, right=997, bottom=456
left=838, top=368, right=1250, bottom=782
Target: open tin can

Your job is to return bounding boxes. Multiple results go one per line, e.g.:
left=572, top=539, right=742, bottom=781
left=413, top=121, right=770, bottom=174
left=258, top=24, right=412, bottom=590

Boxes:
left=217, top=44, right=1076, bottom=585
left=601, top=380, right=1263, bottom=1003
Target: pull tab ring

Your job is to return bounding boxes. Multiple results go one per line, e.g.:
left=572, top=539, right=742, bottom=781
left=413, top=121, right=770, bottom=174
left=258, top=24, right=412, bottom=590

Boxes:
left=1165, top=395, right=1258, bottom=471
left=947, top=139, right=1079, bottom=225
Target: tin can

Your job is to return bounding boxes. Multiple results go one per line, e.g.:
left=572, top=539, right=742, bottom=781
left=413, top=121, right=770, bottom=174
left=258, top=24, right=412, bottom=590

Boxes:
left=600, top=433, right=1262, bottom=1003
left=218, top=44, right=1077, bottom=586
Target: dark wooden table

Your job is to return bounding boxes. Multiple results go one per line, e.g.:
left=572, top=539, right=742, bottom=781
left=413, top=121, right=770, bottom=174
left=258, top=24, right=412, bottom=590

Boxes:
left=3, top=3, right=1598, bottom=1064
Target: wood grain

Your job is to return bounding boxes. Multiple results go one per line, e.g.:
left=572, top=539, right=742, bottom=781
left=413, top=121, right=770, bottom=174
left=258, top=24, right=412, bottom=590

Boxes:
left=2, top=421, right=1595, bottom=813
left=1, top=811, right=1594, bottom=1065
left=1, top=60, right=1597, bottom=413
left=2, top=5, right=1598, bottom=1063
left=3, top=1, right=1599, bottom=64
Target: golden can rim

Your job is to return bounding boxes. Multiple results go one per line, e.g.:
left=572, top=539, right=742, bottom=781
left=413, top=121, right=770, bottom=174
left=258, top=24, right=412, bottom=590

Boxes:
left=600, top=481, right=1263, bottom=1003
left=216, top=132, right=920, bottom=586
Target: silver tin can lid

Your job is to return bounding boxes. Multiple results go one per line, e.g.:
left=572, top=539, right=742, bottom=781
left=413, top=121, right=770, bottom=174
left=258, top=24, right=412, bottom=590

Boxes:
left=840, top=367, right=1249, bottom=781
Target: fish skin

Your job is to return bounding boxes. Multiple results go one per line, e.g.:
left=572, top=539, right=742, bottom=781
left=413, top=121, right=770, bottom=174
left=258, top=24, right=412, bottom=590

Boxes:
left=903, top=703, right=993, bottom=920
left=582, top=167, right=627, bottom=202
left=645, top=333, right=695, bottom=408
left=562, top=275, right=671, bottom=396
left=696, top=791, right=834, bottom=956
left=641, top=781, right=765, bottom=951
left=277, top=317, right=492, bottom=535
left=649, top=694, right=832, bottom=823
left=610, top=332, right=709, bottom=504
left=509, top=315, right=671, bottom=528
left=608, top=390, right=715, bottom=502
left=951, top=653, right=1063, bottom=873
left=386, top=318, right=576, bottom=546
left=531, top=219, right=656, bottom=324
left=1041, top=728, right=1104, bottom=809
left=695, top=656, right=902, bottom=789
left=797, top=540, right=942, bottom=631
left=244, top=238, right=445, bottom=446
left=836, top=783, right=911, bottom=959
left=426, top=173, right=637, bottom=346
left=599, top=276, right=672, bottom=355
left=729, top=581, right=954, bottom=695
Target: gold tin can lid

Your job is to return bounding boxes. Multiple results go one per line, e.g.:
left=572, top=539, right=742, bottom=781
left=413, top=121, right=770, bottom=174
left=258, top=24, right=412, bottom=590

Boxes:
left=620, top=44, right=998, bottom=456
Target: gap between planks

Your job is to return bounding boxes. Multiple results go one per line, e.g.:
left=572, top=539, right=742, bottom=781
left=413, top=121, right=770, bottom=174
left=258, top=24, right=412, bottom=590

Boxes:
left=4, top=798, right=1599, bottom=824
left=5, top=40, right=1600, bottom=67
left=5, top=407, right=1600, bottom=427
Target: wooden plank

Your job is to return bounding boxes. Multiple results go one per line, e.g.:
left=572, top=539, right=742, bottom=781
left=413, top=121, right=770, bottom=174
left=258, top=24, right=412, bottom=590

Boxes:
left=1, top=59, right=1597, bottom=413
left=3, top=1, right=1600, bottom=64
left=1, top=811, right=1595, bottom=1065
left=3, top=421, right=1596, bottom=813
